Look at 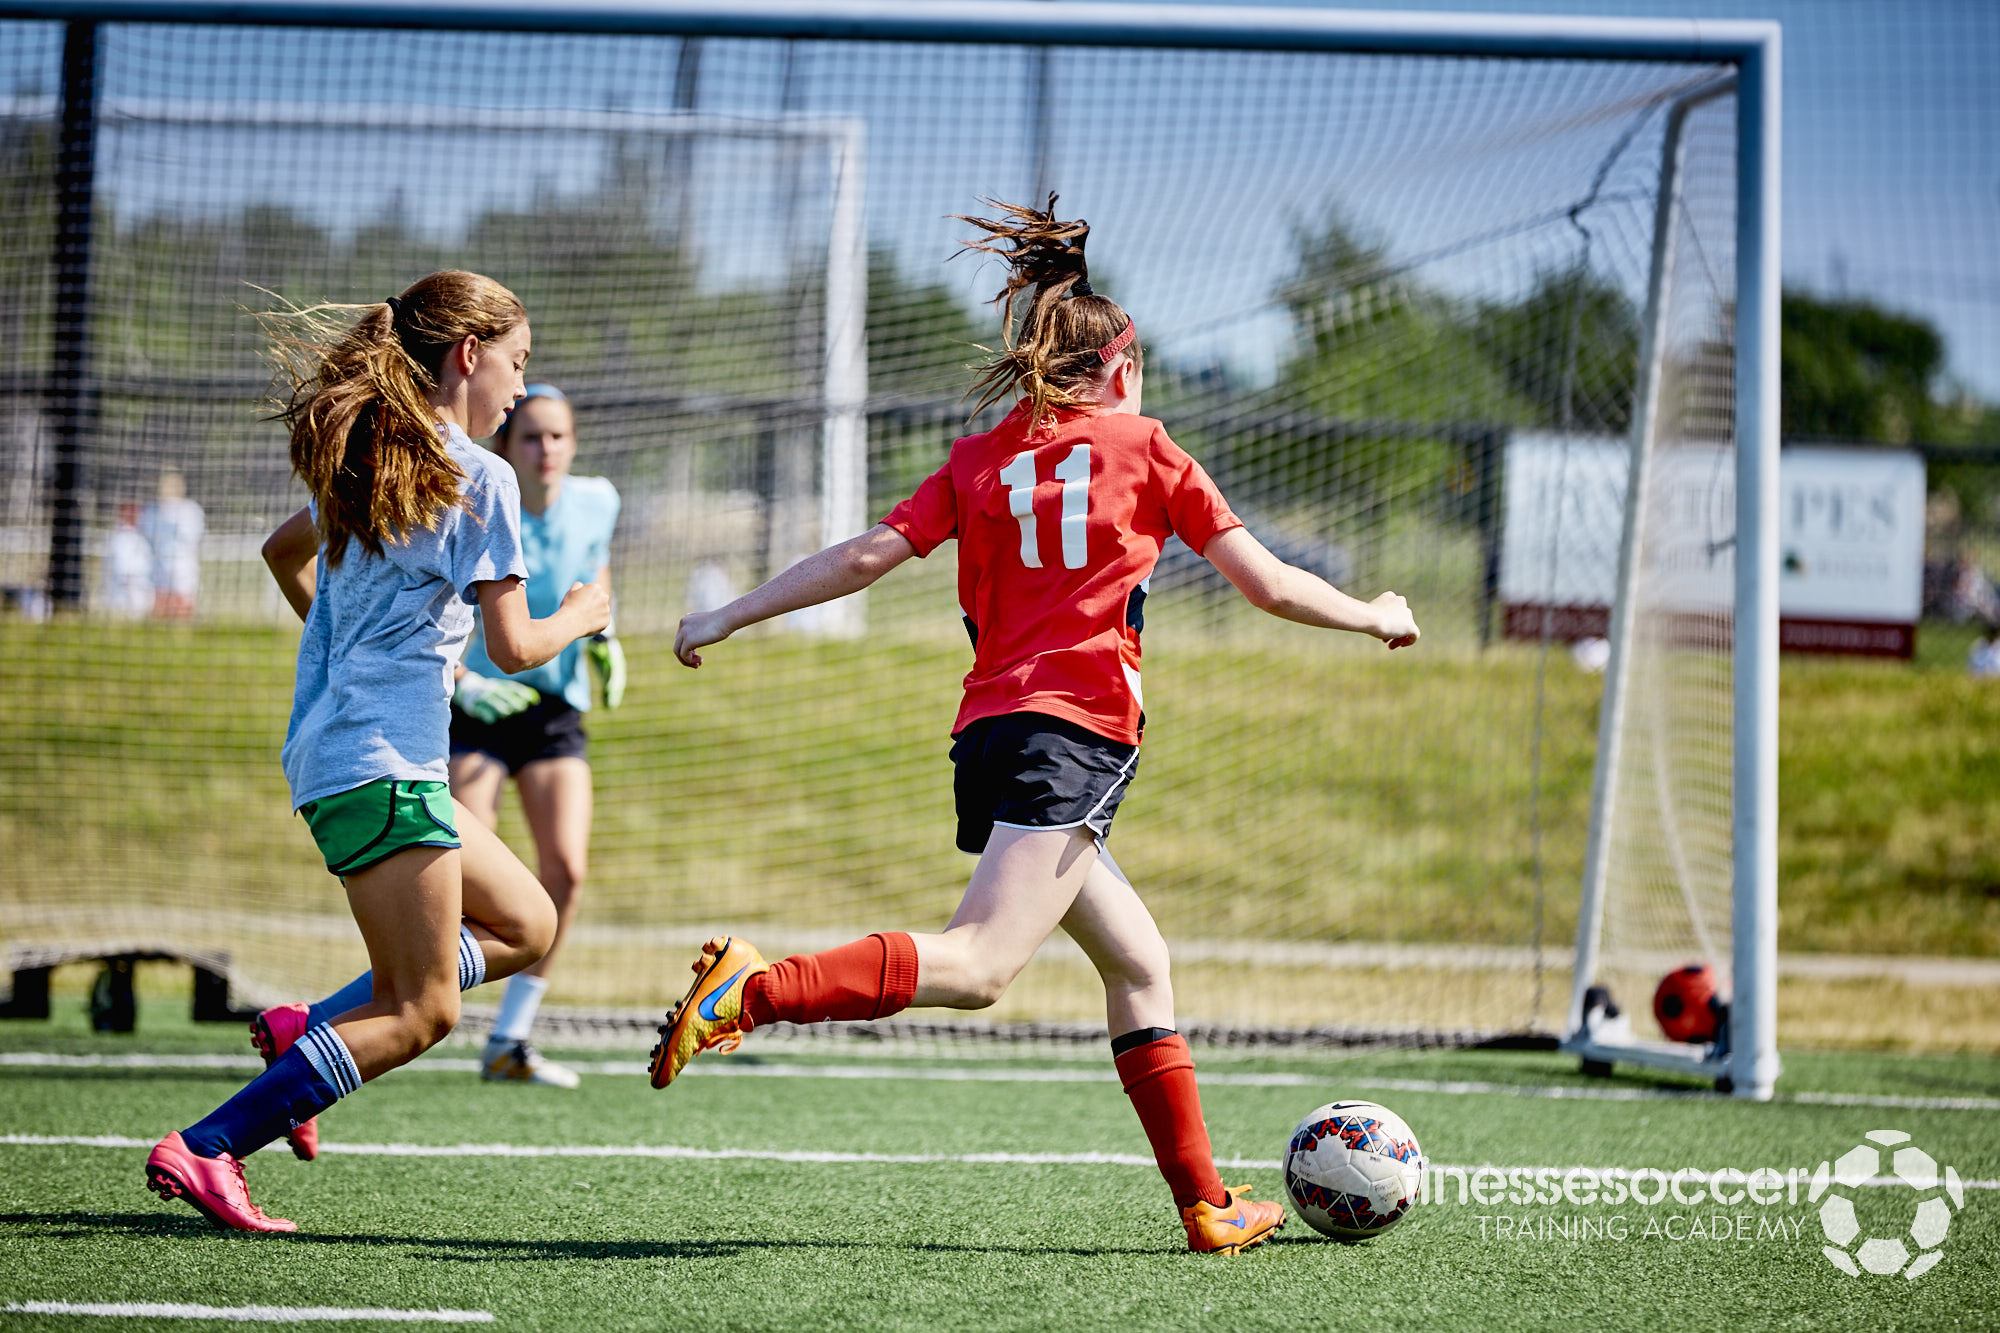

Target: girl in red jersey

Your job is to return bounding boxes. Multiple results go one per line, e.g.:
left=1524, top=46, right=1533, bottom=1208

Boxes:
left=651, top=198, right=1420, bottom=1255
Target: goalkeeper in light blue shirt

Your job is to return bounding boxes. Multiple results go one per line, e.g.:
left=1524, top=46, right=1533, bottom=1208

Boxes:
left=449, top=383, right=623, bottom=1087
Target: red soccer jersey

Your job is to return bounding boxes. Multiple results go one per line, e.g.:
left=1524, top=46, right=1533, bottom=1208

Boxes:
left=882, top=404, right=1242, bottom=745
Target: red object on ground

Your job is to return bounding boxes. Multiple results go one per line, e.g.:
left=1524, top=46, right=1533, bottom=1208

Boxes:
left=1653, top=964, right=1721, bottom=1042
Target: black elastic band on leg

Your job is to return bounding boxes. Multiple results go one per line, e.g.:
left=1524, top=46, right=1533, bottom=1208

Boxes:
left=1110, top=1026, right=1179, bottom=1057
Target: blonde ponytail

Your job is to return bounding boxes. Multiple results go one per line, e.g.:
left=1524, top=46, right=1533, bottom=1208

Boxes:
left=259, top=270, right=525, bottom=565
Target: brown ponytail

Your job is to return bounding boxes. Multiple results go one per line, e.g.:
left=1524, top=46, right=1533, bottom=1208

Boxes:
left=259, top=270, right=526, bottom=566
left=954, top=195, right=1141, bottom=425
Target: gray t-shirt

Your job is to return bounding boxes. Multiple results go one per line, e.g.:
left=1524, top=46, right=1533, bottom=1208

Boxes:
left=281, top=424, right=528, bottom=808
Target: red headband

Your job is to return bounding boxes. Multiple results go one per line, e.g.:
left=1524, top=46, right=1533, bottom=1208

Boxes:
left=1093, top=318, right=1137, bottom=364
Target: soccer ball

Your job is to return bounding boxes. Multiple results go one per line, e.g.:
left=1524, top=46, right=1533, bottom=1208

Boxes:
left=1282, top=1100, right=1425, bottom=1241
left=1652, top=963, right=1721, bottom=1042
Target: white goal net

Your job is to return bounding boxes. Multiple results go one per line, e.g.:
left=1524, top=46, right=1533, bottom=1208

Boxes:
left=0, top=12, right=1769, bottom=1068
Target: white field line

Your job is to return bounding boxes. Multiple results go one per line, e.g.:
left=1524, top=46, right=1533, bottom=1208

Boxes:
left=1, top=1302, right=491, bottom=1323
left=4, top=1134, right=1997, bottom=1190
left=8, top=1051, right=2000, bottom=1112
left=1789, top=1090, right=2000, bottom=1112
left=2, top=1053, right=267, bottom=1071
left=4, top=1133, right=1168, bottom=1167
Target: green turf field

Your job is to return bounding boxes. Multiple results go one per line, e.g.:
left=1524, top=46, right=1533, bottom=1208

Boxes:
left=2, top=999, right=1996, bottom=1331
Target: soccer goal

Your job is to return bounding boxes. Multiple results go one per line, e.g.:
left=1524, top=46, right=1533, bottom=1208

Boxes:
left=0, top=2, right=1779, bottom=1098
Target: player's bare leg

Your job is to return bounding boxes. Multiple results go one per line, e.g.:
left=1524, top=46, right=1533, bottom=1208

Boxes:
left=515, top=757, right=592, bottom=979
left=484, top=757, right=592, bottom=1086
left=331, top=847, right=473, bottom=1079
left=651, top=826, right=1099, bottom=1088
left=447, top=750, right=507, bottom=831
left=1063, top=850, right=1282, bottom=1254
left=910, top=825, right=1100, bottom=1009
left=1059, top=851, right=1174, bottom=1034
left=334, top=814, right=553, bottom=1079
left=454, top=807, right=560, bottom=988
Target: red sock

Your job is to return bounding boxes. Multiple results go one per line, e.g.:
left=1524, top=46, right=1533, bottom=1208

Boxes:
left=1114, top=1033, right=1228, bottom=1209
left=742, top=932, right=919, bottom=1028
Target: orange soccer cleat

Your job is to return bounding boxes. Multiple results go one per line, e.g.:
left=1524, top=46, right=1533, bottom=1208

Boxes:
left=1181, top=1185, right=1286, bottom=1255
left=145, top=1132, right=296, bottom=1233
left=648, top=936, right=768, bottom=1090
left=249, top=1003, right=320, bottom=1160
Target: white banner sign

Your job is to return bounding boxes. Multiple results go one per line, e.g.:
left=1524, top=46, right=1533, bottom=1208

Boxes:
left=1500, top=435, right=1926, bottom=652
left=1777, top=447, right=1927, bottom=622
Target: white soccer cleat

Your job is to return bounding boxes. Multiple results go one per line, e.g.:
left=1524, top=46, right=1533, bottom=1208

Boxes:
left=481, top=1038, right=581, bottom=1089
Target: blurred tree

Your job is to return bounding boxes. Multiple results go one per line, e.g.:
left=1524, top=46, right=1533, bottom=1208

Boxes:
left=1471, top=264, right=1640, bottom=436
left=1278, top=216, right=1530, bottom=426
left=1781, top=291, right=1946, bottom=444
left=1250, top=213, right=1537, bottom=522
left=0, top=107, right=54, bottom=378
left=1781, top=291, right=2000, bottom=535
left=865, top=248, right=984, bottom=403
left=864, top=250, right=988, bottom=507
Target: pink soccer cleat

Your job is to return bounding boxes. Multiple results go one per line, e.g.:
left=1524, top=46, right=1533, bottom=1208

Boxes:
left=145, top=1132, right=296, bottom=1233
left=250, top=1003, right=320, bottom=1161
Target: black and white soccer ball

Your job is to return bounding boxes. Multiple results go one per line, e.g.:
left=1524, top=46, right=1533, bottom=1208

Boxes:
left=1283, top=1100, right=1425, bottom=1241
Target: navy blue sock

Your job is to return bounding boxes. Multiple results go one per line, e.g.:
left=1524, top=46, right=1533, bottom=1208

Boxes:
left=308, top=971, right=375, bottom=1029
left=181, top=1028, right=361, bottom=1159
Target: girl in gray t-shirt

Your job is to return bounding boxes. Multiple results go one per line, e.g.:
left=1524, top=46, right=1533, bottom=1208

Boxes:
left=145, top=270, right=609, bottom=1233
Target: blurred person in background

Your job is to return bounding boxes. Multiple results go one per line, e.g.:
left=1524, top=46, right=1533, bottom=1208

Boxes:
left=449, top=383, right=623, bottom=1089
left=1970, top=627, right=2000, bottom=678
left=1949, top=555, right=2000, bottom=627
left=140, top=468, right=204, bottom=619
left=101, top=502, right=153, bottom=619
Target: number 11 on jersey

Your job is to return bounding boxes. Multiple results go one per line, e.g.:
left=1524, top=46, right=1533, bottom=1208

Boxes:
left=999, top=445, right=1091, bottom=570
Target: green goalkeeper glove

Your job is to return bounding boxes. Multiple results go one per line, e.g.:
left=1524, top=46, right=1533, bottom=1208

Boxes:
left=453, top=673, right=541, bottom=724
left=586, top=632, right=627, bottom=710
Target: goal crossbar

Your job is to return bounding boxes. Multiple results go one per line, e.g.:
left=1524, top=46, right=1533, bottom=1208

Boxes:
left=0, top=1, right=1778, bottom=62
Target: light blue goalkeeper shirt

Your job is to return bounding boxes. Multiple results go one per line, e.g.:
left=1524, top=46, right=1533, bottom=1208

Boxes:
left=281, top=424, right=528, bottom=808
left=460, top=474, right=620, bottom=712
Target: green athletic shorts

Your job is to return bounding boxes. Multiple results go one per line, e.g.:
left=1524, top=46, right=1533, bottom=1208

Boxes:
left=299, top=779, right=461, bottom=877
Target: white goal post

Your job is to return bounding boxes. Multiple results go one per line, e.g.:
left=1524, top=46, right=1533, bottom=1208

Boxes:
left=0, top=88, right=872, bottom=628
left=0, top=0, right=1780, bottom=1099
left=1561, top=72, right=1768, bottom=1094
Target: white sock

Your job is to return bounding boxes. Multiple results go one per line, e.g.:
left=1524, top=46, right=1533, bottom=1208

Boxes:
left=491, top=973, right=548, bottom=1044
left=457, top=924, right=486, bottom=992
left=298, top=1022, right=363, bottom=1096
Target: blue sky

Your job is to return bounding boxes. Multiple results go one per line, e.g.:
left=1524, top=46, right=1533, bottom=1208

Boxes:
left=1179, top=0, right=2000, bottom=396
left=3, top=2, right=1993, bottom=398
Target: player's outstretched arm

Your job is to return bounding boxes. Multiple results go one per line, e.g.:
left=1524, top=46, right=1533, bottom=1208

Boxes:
left=676, top=524, right=917, bottom=668
left=262, top=506, right=319, bottom=622
left=1204, top=526, right=1419, bottom=649
left=478, top=575, right=612, bottom=674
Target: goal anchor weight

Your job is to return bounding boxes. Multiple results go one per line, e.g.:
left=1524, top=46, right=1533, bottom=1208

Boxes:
left=1572, top=984, right=1735, bottom=1091
left=0, top=952, right=260, bottom=1027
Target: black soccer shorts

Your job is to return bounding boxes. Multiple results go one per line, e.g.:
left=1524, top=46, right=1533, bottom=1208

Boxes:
left=449, top=693, right=589, bottom=776
left=949, top=712, right=1140, bottom=854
